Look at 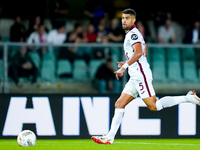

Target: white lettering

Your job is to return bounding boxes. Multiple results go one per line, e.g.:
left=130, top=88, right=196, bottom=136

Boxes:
left=178, top=103, right=196, bottom=135
left=81, top=97, right=110, bottom=135
left=63, top=97, right=80, bottom=135
left=3, top=97, right=56, bottom=136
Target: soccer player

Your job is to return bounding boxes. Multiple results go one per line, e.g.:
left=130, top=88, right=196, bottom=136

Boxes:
left=91, top=8, right=200, bottom=145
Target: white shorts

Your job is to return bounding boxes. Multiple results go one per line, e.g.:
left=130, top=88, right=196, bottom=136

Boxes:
left=122, top=67, right=155, bottom=99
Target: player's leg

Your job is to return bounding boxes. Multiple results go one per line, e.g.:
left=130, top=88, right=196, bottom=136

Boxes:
left=115, top=92, right=134, bottom=108
left=91, top=92, right=134, bottom=144
left=142, top=95, right=157, bottom=111
left=155, top=91, right=200, bottom=111
left=91, top=79, right=137, bottom=144
left=106, top=92, right=134, bottom=139
left=136, top=76, right=200, bottom=111
left=142, top=91, right=200, bottom=111
left=104, top=79, right=137, bottom=142
left=141, top=95, right=192, bottom=111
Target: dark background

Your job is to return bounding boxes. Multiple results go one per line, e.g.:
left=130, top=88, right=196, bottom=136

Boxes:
left=0, top=0, right=199, bottom=26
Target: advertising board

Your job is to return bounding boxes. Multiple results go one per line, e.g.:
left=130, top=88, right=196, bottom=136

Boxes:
left=0, top=94, right=199, bottom=139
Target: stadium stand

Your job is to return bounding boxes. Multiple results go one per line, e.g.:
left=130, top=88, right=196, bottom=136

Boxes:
left=151, top=47, right=167, bottom=82
left=57, top=59, right=72, bottom=78
left=183, top=60, right=198, bottom=82
left=89, top=59, right=103, bottom=80
left=0, top=19, right=14, bottom=42
left=73, top=59, right=89, bottom=81
left=29, top=52, right=41, bottom=70
left=166, top=47, right=182, bottom=82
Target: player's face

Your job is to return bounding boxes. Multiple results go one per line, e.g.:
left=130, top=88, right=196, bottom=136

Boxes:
left=122, top=14, right=136, bottom=31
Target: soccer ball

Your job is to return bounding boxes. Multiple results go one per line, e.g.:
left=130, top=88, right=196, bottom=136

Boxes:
left=17, top=130, right=36, bottom=146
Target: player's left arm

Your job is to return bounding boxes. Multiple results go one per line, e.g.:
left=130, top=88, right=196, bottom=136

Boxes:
left=114, top=43, right=143, bottom=80
left=145, top=44, right=148, bottom=56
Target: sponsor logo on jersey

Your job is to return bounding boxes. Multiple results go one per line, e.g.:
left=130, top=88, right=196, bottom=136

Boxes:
left=131, top=34, right=138, bottom=40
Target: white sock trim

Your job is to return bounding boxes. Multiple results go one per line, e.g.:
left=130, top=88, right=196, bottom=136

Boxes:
left=156, top=100, right=163, bottom=111
left=115, top=108, right=125, bottom=113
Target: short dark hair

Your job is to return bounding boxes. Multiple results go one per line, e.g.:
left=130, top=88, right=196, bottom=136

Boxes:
left=123, top=8, right=136, bottom=17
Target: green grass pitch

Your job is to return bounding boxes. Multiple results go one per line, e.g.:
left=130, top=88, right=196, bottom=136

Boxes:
left=0, top=139, right=200, bottom=150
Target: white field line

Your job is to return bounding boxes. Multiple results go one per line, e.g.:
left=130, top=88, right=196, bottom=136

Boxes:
left=1, top=140, right=200, bottom=146
left=115, top=142, right=200, bottom=146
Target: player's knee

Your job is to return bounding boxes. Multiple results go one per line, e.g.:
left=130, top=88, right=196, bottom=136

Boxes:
left=148, top=106, right=157, bottom=111
left=114, top=101, right=120, bottom=108
left=115, top=100, right=125, bottom=108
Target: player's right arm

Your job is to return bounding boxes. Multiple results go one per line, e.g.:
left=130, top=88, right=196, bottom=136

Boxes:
left=117, top=43, right=145, bottom=68
left=117, top=61, right=125, bottom=68
left=126, top=43, right=143, bottom=66
left=114, top=43, right=143, bottom=80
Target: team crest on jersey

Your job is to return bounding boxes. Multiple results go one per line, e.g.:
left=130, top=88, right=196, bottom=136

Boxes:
left=131, top=34, right=138, bottom=40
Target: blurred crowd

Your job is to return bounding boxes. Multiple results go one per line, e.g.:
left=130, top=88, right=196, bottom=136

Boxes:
left=6, top=14, right=123, bottom=93
left=8, top=15, right=124, bottom=44
left=1, top=0, right=200, bottom=44
left=1, top=0, right=200, bottom=93
left=0, top=0, right=199, bottom=46
left=7, top=15, right=200, bottom=45
left=4, top=11, right=200, bottom=51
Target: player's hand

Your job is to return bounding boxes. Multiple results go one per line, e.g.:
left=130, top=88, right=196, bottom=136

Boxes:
left=114, top=67, right=126, bottom=80
left=117, top=61, right=125, bottom=68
